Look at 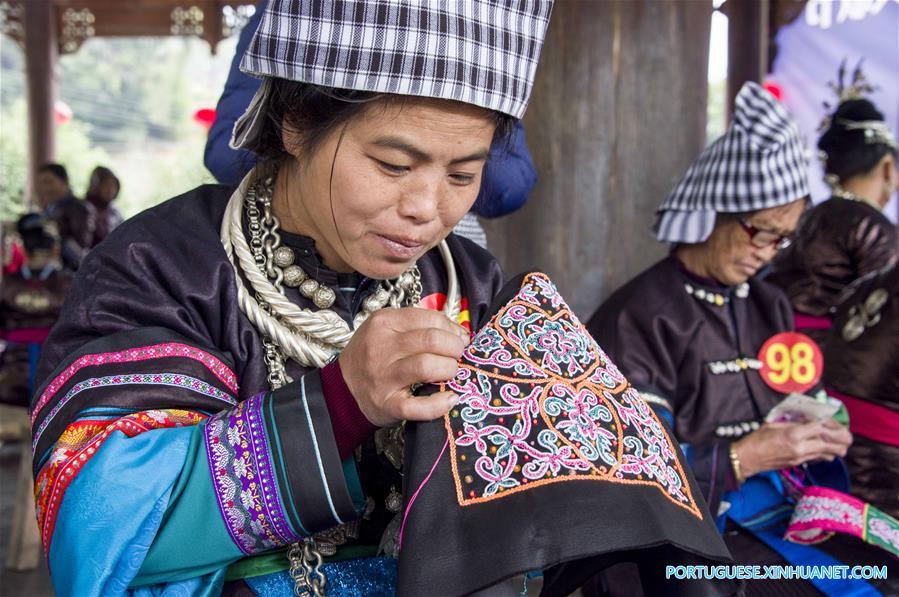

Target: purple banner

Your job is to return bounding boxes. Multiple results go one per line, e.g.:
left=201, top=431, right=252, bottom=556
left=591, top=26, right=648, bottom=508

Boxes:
left=769, top=0, right=898, bottom=222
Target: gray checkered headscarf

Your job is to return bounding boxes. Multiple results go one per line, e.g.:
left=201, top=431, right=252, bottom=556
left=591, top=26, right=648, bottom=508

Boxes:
left=231, top=0, right=554, bottom=150
left=653, top=81, right=810, bottom=244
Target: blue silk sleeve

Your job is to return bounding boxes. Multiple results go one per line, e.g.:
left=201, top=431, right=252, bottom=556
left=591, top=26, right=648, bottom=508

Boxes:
left=42, top=372, right=363, bottom=596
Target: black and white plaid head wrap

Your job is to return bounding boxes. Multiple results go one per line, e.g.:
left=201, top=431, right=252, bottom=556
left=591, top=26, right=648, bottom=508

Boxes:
left=653, top=82, right=810, bottom=244
left=231, top=0, right=554, bottom=150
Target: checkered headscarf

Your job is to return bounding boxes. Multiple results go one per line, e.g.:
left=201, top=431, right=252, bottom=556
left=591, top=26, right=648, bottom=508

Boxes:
left=231, top=0, right=554, bottom=150
left=653, top=82, right=810, bottom=244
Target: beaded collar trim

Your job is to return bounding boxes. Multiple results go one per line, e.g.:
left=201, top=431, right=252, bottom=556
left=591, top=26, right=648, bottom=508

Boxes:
left=684, top=282, right=749, bottom=307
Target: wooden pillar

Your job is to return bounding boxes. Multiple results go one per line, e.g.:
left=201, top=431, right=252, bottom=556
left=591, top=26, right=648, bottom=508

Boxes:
left=483, top=0, right=713, bottom=318
left=725, top=0, right=769, bottom=117
left=23, top=0, right=58, bottom=210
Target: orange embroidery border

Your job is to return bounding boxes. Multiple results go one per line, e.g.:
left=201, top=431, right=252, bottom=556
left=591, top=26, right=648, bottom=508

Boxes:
left=442, top=273, right=702, bottom=519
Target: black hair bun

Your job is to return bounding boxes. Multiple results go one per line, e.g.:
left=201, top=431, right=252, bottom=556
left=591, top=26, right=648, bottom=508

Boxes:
left=832, top=98, right=884, bottom=125
left=819, top=98, right=885, bottom=152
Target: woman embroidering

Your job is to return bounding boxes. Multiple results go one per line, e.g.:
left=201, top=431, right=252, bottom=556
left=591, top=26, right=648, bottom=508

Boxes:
left=32, top=2, right=732, bottom=595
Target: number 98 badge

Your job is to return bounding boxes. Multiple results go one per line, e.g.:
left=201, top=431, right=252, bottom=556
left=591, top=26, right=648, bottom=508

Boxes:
left=757, top=332, right=823, bottom=394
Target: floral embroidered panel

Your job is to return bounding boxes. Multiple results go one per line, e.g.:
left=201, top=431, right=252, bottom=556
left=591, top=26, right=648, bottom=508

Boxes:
left=442, top=272, right=701, bottom=518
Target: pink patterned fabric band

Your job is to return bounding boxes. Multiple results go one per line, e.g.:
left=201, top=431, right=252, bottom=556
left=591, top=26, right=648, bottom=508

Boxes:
left=785, top=485, right=899, bottom=558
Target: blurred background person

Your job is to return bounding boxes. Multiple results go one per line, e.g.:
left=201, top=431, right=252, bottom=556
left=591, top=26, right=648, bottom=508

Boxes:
left=83, top=165, right=124, bottom=248
left=0, top=213, right=72, bottom=407
left=40, top=162, right=92, bottom=271
left=769, top=65, right=898, bottom=344
left=35, top=163, right=75, bottom=211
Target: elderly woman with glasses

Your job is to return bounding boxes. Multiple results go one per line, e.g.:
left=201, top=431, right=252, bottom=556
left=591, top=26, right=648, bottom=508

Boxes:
left=588, top=83, right=898, bottom=596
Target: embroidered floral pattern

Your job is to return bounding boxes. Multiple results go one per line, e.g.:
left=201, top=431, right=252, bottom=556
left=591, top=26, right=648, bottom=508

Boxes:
left=204, top=393, right=299, bottom=554
left=32, top=342, right=238, bottom=424
left=791, top=495, right=864, bottom=530
left=443, top=273, right=700, bottom=518
left=32, top=373, right=235, bottom=452
left=786, top=486, right=899, bottom=557
left=867, top=515, right=899, bottom=556
left=786, top=486, right=864, bottom=546
left=34, top=409, right=205, bottom=554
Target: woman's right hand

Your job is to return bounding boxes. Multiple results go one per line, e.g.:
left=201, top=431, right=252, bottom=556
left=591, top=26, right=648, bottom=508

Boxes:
left=338, top=307, right=470, bottom=427
left=732, top=420, right=852, bottom=479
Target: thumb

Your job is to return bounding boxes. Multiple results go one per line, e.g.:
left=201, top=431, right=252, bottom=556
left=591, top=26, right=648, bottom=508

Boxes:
left=395, top=390, right=460, bottom=422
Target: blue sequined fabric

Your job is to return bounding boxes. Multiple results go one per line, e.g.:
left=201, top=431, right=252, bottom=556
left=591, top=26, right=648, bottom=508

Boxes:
left=245, top=557, right=397, bottom=596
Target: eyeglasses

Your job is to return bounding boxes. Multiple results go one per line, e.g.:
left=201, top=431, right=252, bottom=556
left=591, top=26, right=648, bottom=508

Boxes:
left=738, top=218, right=792, bottom=251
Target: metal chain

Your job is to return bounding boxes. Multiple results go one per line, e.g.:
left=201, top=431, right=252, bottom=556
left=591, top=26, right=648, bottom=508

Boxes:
left=259, top=183, right=285, bottom=291
left=262, top=337, right=289, bottom=390
left=244, top=185, right=323, bottom=593
left=245, top=185, right=266, bottom=272
left=241, top=176, right=427, bottom=596
left=288, top=540, right=325, bottom=597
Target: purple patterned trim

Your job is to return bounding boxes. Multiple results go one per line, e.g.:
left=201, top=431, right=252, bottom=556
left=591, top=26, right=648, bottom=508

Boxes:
left=33, top=342, right=238, bottom=424
left=204, top=392, right=299, bottom=554
left=32, top=373, right=236, bottom=453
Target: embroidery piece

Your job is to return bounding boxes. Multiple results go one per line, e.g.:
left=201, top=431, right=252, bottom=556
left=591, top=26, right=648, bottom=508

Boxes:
left=204, top=392, right=300, bottom=554
left=443, top=273, right=701, bottom=518
left=34, top=409, right=206, bottom=554
left=867, top=510, right=899, bottom=557
left=785, top=486, right=899, bottom=558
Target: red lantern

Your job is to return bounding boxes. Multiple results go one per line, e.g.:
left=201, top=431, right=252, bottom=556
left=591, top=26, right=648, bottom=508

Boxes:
left=763, top=80, right=784, bottom=102
left=54, top=101, right=72, bottom=125
left=193, top=108, right=217, bottom=129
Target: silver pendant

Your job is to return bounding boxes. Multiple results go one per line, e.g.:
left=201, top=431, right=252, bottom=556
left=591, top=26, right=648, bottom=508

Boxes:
left=312, top=286, right=337, bottom=309
left=283, top=265, right=307, bottom=287
left=385, top=486, right=403, bottom=513
left=363, top=287, right=390, bottom=313
left=273, top=246, right=296, bottom=268
left=300, top=278, right=320, bottom=298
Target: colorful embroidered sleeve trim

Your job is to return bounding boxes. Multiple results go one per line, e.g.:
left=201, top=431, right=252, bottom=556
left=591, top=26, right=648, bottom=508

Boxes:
left=34, top=409, right=207, bottom=555
left=204, top=374, right=361, bottom=554
left=32, top=342, right=238, bottom=423
left=204, top=392, right=300, bottom=554
left=443, top=272, right=701, bottom=518
left=33, top=373, right=234, bottom=453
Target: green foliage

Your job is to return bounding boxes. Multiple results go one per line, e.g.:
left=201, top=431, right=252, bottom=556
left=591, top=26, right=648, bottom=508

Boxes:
left=706, top=78, right=727, bottom=145
left=1, top=33, right=234, bottom=220
left=0, top=100, right=27, bottom=220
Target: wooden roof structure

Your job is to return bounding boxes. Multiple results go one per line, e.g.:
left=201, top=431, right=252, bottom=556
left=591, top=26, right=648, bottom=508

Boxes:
left=1, top=0, right=254, bottom=55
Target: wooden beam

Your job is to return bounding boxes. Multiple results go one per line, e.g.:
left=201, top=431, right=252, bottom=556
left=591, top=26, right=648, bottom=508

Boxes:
left=483, top=0, right=713, bottom=317
left=53, top=0, right=250, bottom=54
left=725, top=0, right=769, bottom=118
left=23, top=0, right=58, bottom=210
